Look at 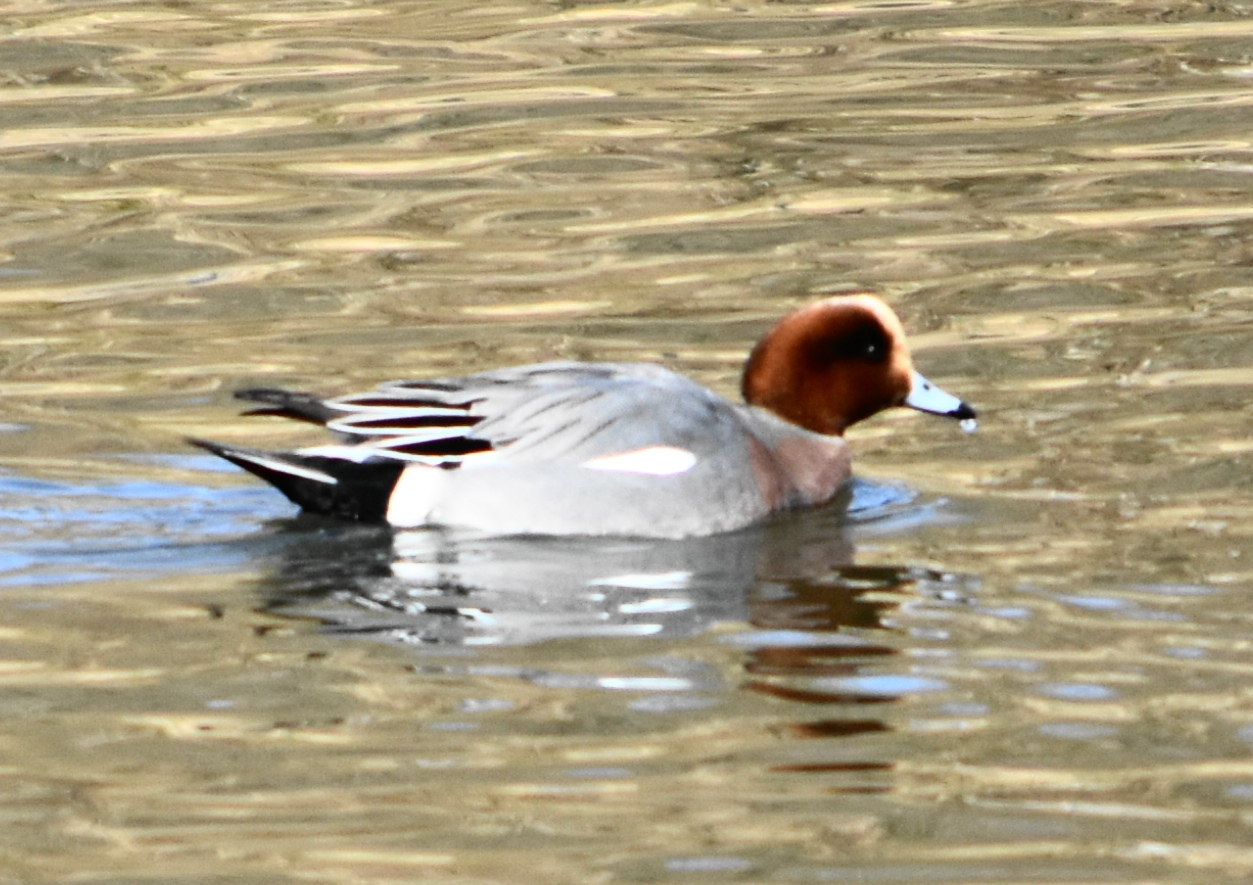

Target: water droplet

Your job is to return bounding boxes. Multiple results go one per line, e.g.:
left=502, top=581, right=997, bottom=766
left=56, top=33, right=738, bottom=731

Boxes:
left=960, top=418, right=978, bottom=434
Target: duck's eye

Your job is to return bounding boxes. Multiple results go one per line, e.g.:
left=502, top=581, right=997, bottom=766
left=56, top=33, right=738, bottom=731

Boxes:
left=820, top=323, right=891, bottom=363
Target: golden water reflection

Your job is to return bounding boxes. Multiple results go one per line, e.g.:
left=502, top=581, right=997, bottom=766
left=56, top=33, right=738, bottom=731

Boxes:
left=2, top=0, right=1253, bottom=881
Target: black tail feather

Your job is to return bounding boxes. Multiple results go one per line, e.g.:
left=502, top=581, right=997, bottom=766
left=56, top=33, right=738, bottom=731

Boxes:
left=190, top=438, right=405, bottom=522
left=234, top=388, right=337, bottom=426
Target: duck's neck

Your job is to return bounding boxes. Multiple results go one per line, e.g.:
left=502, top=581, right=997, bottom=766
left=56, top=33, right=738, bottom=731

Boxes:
left=742, top=408, right=852, bottom=511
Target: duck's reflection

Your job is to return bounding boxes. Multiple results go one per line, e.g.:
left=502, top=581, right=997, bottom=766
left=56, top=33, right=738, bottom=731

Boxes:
left=257, top=481, right=969, bottom=790
left=259, top=478, right=962, bottom=651
left=260, top=482, right=907, bottom=646
left=258, top=479, right=960, bottom=653
left=266, top=519, right=821, bottom=646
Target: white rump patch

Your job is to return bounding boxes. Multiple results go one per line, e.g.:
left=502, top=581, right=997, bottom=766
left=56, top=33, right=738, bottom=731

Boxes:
left=385, top=466, right=450, bottom=527
left=581, top=446, right=698, bottom=477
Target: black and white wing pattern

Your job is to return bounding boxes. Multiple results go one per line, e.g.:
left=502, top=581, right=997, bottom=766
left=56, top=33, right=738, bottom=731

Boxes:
left=192, top=361, right=744, bottom=524
left=257, top=361, right=727, bottom=467
left=215, top=362, right=720, bottom=466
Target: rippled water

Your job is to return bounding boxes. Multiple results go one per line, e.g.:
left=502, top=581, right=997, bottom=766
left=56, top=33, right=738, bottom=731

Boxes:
left=2, top=0, right=1253, bottom=881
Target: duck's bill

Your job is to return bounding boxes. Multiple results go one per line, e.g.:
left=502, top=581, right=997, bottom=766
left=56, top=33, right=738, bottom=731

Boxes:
left=904, top=371, right=977, bottom=421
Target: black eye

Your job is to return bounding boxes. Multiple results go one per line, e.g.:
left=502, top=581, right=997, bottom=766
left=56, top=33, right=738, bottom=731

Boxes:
left=818, top=322, right=891, bottom=363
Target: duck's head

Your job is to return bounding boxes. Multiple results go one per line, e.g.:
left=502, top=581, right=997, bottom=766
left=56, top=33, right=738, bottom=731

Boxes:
left=741, top=294, right=976, bottom=436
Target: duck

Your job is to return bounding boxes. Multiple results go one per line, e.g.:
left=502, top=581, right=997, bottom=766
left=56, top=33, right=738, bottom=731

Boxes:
left=192, top=294, right=975, bottom=538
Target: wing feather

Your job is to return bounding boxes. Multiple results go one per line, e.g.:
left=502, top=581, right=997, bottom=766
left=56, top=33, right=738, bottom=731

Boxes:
left=235, top=362, right=729, bottom=470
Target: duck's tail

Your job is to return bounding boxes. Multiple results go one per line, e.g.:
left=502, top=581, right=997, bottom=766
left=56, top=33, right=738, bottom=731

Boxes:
left=190, top=438, right=405, bottom=522
left=233, top=387, right=338, bottom=425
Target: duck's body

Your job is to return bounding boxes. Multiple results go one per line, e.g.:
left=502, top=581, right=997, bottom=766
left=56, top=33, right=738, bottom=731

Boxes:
left=194, top=295, right=975, bottom=538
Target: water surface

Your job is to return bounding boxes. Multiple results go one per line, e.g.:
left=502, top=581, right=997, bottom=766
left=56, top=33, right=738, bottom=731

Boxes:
left=2, top=0, right=1252, bottom=882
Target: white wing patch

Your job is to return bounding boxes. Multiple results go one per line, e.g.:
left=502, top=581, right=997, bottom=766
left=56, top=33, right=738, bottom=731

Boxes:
left=248, top=454, right=338, bottom=485
left=297, top=444, right=384, bottom=464
left=581, top=446, right=697, bottom=477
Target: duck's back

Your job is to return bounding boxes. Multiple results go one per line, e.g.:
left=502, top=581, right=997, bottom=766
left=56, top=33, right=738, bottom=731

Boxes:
left=385, top=361, right=783, bottom=537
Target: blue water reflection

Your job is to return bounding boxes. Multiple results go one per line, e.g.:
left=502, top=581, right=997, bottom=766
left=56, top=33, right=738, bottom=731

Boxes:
left=0, top=458, right=936, bottom=591
left=0, top=456, right=288, bottom=587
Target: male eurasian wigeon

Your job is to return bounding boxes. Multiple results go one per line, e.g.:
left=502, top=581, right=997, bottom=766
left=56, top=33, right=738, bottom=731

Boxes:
left=192, top=294, right=975, bottom=538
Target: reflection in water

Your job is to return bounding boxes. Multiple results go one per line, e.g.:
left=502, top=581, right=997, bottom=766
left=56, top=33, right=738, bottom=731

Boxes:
left=0, top=458, right=287, bottom=587
left=276, top=526, right=767, bottom=646
left=259, top=478, right=939, bottom=649
left=9, top=0, right=1253, bottom=877
left=256, top=478, right=974, bottom=796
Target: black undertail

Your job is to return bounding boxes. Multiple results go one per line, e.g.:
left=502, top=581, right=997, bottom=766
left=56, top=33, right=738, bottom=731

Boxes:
left=190, top=438, right=405, bottom=522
